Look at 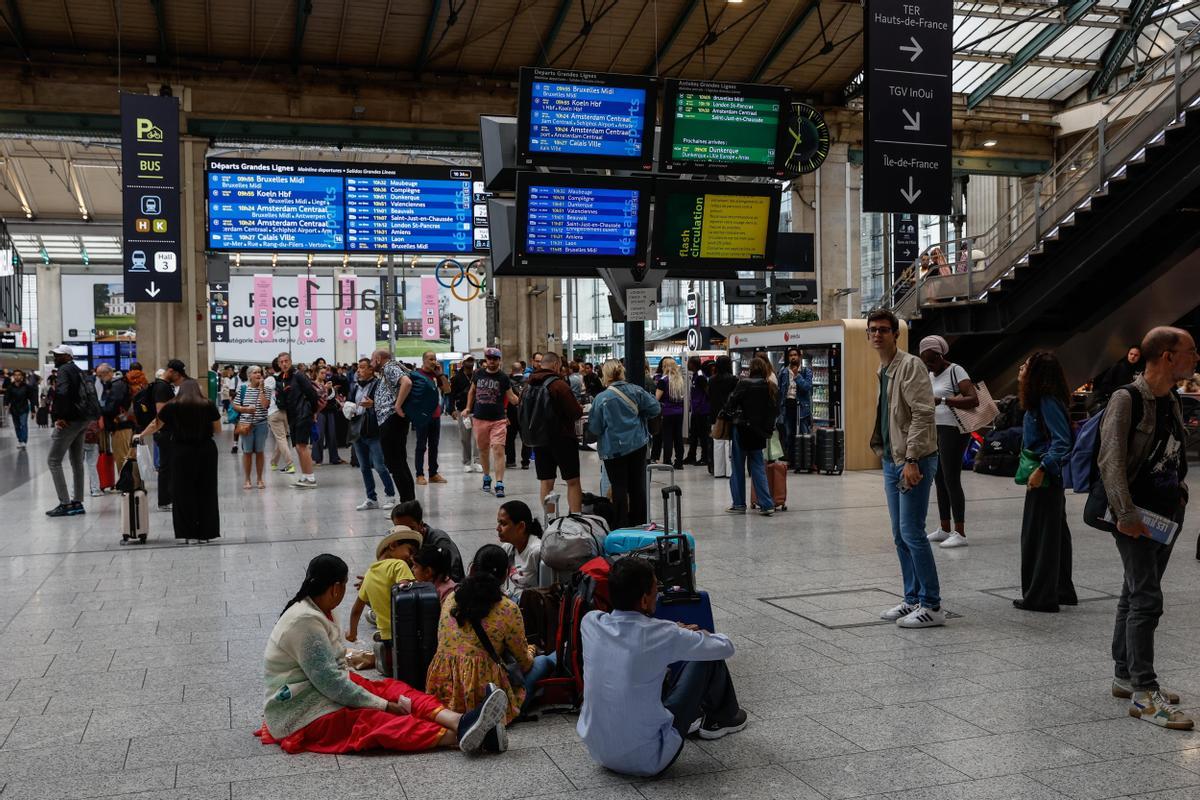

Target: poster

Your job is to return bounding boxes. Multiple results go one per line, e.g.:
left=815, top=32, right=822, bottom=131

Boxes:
left=60, top=273, right=138, bottom=341
left=421, top=276, right=440, bottom=340
left=338, top=275, right=357, bottom=343
left=296, top=275, right=318, bottom=343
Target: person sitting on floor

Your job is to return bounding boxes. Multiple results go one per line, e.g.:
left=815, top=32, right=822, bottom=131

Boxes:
left=390, top=499, right=466, bottom=582
left=577, top=558, right=748, bottom=777
left=413, top=544, right=458, bottom=604
left=256, top=553, right=509, bottom=755
left=346, top=526, right=423, bottom=675
left=496, top=500, right=543, bottom=602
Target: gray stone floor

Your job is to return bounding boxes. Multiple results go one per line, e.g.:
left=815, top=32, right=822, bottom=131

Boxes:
left=3, top=418, right=1200, bottom=800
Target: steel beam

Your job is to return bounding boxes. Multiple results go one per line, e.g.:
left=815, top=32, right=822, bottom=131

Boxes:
left=1, top=0, right=29, bottom=60
left=643, top=0, right=698, bottom=75
left=292, top=0, right=312, bottom=73
left=1089, top=0, right=1163, bottom=97
left=954, top=7, right=1125, bottom=29
left=536, top=0, right=573, bottom=67
left=415, top=0, right=443, bottom=75
left=956, top=49, right=1100, bottom=70
left=149, top=0, right=170, bottom=64
left=750, top=0, right=821, bottom=82
left=966, top=0, right=1098, bottom=109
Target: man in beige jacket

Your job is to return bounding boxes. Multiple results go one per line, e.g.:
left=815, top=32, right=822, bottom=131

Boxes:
left=867, top=309, right=943, bottom=628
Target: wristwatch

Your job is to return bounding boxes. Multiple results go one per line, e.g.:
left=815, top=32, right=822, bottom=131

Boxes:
left=904, top=457, right=918, bottom=464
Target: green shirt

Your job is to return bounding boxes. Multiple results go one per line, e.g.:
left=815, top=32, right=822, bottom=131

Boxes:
left=879, top=368, right=891, bottom=457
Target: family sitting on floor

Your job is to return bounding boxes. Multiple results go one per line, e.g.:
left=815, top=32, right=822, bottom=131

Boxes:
left=256, top=500, right=749, bottom=774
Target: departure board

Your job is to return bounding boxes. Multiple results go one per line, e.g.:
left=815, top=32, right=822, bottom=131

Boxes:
left=345, top=171, right=476, bottom=253
left=207, top=167, right=345, bottom=251
left=653, top=180, right=780, bottom=277
left=659, top=79, right=789, bottom=177
left=517, top=68, right=657, bottom=170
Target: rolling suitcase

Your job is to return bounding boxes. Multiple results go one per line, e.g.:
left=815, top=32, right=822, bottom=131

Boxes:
left=815, top=427, right=844, bottom=475
left=118, top=457, right=148, bottom=545
left=390, top=581, right=440, bottom=690
left=97, top=451, right=116, bottom=492
left=794, top=433, right=814, bottom=473
left=752, top=460, right=788, bottom=511
left=654, top=590, right=714, bottom=632
left=606, top=484, right=697, bottom=572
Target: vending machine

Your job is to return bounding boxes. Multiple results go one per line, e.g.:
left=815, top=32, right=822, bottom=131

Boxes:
left=806, top=344, right=841, bottom=429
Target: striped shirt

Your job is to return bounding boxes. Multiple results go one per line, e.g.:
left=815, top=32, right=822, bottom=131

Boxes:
left=238, top=385, right=270, bottom=425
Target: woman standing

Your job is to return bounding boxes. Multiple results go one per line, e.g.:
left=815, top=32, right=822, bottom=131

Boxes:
left=721, top=357, right=777, bottom=516
left=1015, top=351, right=1078, bottom=612
left=257, top=554, right=509, bottom=755
left=4, top=369, right=36, bottom=449
left=234, top=365, right=271, bottom=490
left=588, top=359, right=661, bottom=526
left=683, top=355, right=711, bottom=467
left=919, top=335, right=979, bottom=549
left=135, top=379, right=221, bottom=543
left=655, top=357, right=687, bottom=469
left=707, top=357, right=738, bottom=479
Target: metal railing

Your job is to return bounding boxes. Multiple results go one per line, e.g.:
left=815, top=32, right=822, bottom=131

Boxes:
left=891, top=35, right=1200, bottom=317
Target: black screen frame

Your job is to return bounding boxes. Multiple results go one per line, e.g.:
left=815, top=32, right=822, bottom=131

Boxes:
left=516, top=67, right=658, bottom=172
left=657, top=79, right=791, bottom=178
left=510, top=171, right=652, bottom=277
left=651, top=178, right=782, bottom=279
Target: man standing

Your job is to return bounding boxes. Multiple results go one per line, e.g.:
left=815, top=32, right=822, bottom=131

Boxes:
left=264, top=357, right=294, bottom=474
left=525, top=352, right=542, bottom=378
left=371, top=349, right=416, bottom=502
left=45, top=344, right=97, bottom=517
left=526, top=351, right=584, bottom=512
left=347, top=357, right=395, bottom=510
left=1099, top=326, right=1196, bottom=729
left=867, top=310, right=943, bottom=629
left=505, top=361, right=526, bottom=468
left=3, top=368, right=35, bottom=449
left=414, top=351, right=449, bottom=486
left=465, top=347, right=519, bottom=498
left=276, top=353, right=318, bottom=488
left=777, top=347, right=814, bottom=467
left=96, top=363, right=133, bottom=471
left=450, top=356, right=479, bottom=473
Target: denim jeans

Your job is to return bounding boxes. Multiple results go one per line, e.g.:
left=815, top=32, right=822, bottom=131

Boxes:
left=10, top=411, right=28, bottom=444
left=521, top=653, right=557, bottom=713
left=313, top=411, right=342, bottom=464
left=1112, top=514, right=1181, bottom=690
left=882, top=454, right=941, bottom=608
left=414, top=418, right=441, bottom=477
left=729, top=428, right=772, bottom=511
left=354, top=436, right=395, bottom=502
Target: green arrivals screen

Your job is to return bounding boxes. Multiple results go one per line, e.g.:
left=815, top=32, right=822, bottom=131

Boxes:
left=663, top=192, right=771, bottom=262
left=670, top=92, right=780, bottom=166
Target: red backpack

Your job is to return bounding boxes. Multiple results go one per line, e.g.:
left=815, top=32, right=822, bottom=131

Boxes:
left=534, top=556, right=611, bottom=710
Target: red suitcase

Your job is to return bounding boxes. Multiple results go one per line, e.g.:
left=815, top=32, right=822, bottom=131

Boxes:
left=752, top=461, right=788, bottom=511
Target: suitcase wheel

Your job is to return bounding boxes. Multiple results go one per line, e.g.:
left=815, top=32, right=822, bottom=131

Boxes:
left=138, top=534, right=147, bottom=543
left=778, top=504, right=787, bottom=512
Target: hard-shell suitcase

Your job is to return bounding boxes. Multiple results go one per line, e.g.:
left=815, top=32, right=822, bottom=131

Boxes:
left=97, top=451, right=116, bottom=492
left=36, top=406, right=48, bottom=427
left=752, top=460, right=788, bottom=511
left=120, top=489, right=149, bottom=545
left=606, top=484, right=697, bottom=572
left=390, top=581, right=440, bottom=690
left=816, top=427, right=844, bottom=475
left=654, top=590, right=714, bottom=632
left=794, top=433, right=814, bottom=473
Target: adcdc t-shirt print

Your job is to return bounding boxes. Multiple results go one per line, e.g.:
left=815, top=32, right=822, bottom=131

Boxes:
left=472, top=370, right=511, bottom=421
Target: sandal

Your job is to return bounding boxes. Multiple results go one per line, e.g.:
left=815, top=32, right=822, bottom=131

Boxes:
left=257, top=480, right=266, bottom=490
left=242, top=482, right=252, bottom=490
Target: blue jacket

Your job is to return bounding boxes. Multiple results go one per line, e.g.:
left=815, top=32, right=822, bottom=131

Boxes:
left=588, top=381, right=661, bottom=460
left=1023, top=396, right=1073, bottom=479
left=776, top=365, right=813, bottom=422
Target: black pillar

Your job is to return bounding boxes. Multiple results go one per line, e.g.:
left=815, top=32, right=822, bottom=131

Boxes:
left=625, top=320, right=645, bottom=389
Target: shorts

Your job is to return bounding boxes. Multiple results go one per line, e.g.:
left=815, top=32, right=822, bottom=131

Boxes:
left=534, top=437, right=580, bottom=482
left=241, top=421, right=270, bottom=454
left=473, top=417, right=507, bottom=450
left=290, top=417, right=312, bottom=446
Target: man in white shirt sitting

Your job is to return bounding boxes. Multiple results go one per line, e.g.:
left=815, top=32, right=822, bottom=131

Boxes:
left=576, top=558, right=747, bottom=777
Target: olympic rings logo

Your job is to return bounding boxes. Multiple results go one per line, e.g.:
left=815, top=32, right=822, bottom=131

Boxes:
left=435, top=258, right=486, bottom=302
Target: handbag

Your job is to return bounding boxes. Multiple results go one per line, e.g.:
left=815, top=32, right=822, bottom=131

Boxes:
left=948, top=367, right=1000, bottom=434
left=766, top=431, right=785, bottom=462
left=711, top=416, right=731, bottom=440
left=1014, top=449, right=1041, bottom=485
left=468, top=617, right=526, bottom=690
left=233, top=385, right=252, bottom=436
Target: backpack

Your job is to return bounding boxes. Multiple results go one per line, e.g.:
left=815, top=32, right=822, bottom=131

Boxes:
left=541, top=514, right=610, bottom=573
left=519, top=375, right=561, bottom=448
left=518, top=586, right=562, bottom=653
left=76, top=370, right=101, bottom=421
left=1062, top=385, right=1143, bottom=494
left=132, top=380, right=163, bottom=429
left=534, top=556, right=612, bottom=711
left=403, top=369, right=439, bottom=430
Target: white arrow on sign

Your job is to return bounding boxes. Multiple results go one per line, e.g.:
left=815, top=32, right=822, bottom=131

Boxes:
left=900, top=176, right=922, bottom=204
left=902, top=109, right=921, bottom=131
left=899, top=37, right=923, bottom=62
left=145, top=282, right=161, bottom=298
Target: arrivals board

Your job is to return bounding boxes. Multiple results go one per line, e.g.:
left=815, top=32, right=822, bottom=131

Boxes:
left=659, top=80, right=789, bottom=177
left=205, top=159, right=487, bottom=254
left=652, top=180, right=780, bottom=278
left=517, top=67, right=658, bottom=171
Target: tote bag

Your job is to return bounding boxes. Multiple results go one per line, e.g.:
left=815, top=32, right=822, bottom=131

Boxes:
left=950, top=369, right=1000, bottom=434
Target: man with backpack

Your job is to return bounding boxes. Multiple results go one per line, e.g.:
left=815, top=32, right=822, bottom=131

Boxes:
left=46, top=344, right=99, bottom=517
left=96, top=363, right=133, bottom=472
left=523, top=351, right=584, bottom=513
left=1098, top=326, right=1197, bottom=730
left=465, top=347, right=520, bottom=498
left=276, top=353, right=318, bottom=489
left=371, top=349, right=437, bottom=504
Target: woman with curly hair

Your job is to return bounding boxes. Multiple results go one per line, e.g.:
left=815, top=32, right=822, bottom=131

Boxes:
left=1015, top=351, right=1078, bottom=612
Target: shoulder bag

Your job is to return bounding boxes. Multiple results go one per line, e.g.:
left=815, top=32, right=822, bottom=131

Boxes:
left=948, top=365, right=1000, bottom=434
left=468, top=616, right=526, bottom=690
left=233, top=385, right=253, bottom=436
left=611, top=385, right=660, bottom=436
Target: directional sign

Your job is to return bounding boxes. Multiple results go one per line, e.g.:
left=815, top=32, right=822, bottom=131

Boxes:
left=208, top=283, right=229, bottom=343
left=625, top=287, right=658, bottom=322
left=863, top=0, right=952, bottom=214
left=121, top=93, right=182, bottom=302
left=892, top=213, right=919, bottom=273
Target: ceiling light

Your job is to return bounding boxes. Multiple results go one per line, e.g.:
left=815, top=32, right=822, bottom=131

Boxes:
left=982, top=139, right=998, bottom=147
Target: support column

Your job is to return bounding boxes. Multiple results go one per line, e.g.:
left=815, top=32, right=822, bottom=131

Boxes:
left=35, top=262, right=61, bottom=368
left=495, top=276, right=561, bottom=360
left=814, top=145, right=862, bottom=320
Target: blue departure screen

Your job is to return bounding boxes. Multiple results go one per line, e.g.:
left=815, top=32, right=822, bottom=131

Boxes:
left=207, top=172, right=344, bottom=250
left=525, top=185, right=640, bottom=257
left=527, top=81, right=646, bottom=158
left=345, top=177, right=473, bottom=253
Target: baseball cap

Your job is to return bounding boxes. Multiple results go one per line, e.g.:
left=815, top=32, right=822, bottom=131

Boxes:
left=484, top=347, right=502, bottom=359
left=50, top=344, right=74, bottom=356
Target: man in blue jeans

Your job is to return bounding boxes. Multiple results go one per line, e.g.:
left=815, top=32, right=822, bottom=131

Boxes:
left=347, top=358, right=395, bottom=511
left=867, top=309, right=944, bottom=628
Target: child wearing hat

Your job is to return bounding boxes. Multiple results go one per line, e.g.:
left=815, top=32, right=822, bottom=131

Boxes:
left=346, top=525, right=424, bottom=675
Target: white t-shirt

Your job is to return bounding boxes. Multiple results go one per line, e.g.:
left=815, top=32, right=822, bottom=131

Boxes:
left=930, top=363, right=969, bottom=427
left=264, top=375, right=281, bottom=415
left=501, top=538, right=542, bottom=600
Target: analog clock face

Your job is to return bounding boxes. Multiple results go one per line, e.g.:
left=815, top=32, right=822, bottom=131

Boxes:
left=784, top=102, right=831, bottom=176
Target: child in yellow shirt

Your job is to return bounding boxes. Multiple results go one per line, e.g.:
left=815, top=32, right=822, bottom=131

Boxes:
left=347, top=526, right=424, bottom=674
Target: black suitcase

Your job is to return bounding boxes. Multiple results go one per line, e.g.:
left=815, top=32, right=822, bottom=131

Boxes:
left=815, top=427, right=844, bottom=475
left=36, top=406, right=48, bottom=427
left=793, top=433, right=814, bottom=473
left=974, top=451, right=1019, bottom=477
left=390, top=581, right=441, bottom=690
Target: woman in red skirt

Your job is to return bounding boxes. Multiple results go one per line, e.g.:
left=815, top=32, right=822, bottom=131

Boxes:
left=256, top=554, right=508, bottom=755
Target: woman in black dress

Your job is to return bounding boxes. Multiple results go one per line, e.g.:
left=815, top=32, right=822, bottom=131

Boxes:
left=136, top=379, right=221, bottom=543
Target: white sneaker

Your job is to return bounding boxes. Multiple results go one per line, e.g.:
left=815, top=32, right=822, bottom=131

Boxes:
left=939, top=532, right=968, bottom=548
left=292, top=478, right=317, bottom=489
left=896, top=605, right=946, bottom=628
left=16, top=443, right=25, bottom=450
left=472, top=464, right=484, bottom=473
left=927, top=529, right=951, bottom=543
left=463, top=465, right=474, bottom=473
left=881, top=602, right=918, bottom=621
left=356, top=499, right=379, bottom=510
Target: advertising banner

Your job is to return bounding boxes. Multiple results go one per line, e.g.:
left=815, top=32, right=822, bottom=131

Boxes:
left=421, top=276, right=440, bottom=340
left=338, top=275, right=357, bottom=343
left=252, top=274, right=274, bottom=342
left=296, top=275, right=318, bottom=343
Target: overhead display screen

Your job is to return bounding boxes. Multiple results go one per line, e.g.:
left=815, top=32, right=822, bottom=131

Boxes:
left=659, top=79, right=790, bottom=177
left=206, top=159, right=488, bottom=254
left=517, top=67, right=658, bottom=171
left=652, top=179, right=781, bottom=278
left=511, top=172, right=651, bottom=276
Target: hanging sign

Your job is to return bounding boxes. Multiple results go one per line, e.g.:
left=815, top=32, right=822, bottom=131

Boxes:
left=338, top=275, right=358, bottom=343
left=121, top=93, right=182, bottom=302
left=252, top=275, right=274, bottom=342
left=421, top=276, right=440, bottom=340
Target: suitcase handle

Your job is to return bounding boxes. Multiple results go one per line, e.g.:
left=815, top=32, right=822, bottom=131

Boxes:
left=645, top=464, right=675, bottom=521
left=543, top=492, right=562, bottom=524
left=660, top=485, right=682, bottom=535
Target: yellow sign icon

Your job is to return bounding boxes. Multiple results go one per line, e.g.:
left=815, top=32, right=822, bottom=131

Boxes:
left=136, top=118, right=163, bottom=142
left=134, top=218, right=150, bottom=233
left=152, top=219, right=168, bottom=233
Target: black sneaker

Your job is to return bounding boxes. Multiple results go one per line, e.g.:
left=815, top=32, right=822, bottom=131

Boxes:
left=67, top=502, right=86, bottom=515
left=45, top=503, right=72, bottom=517
left=698, top=708, right=748, bottom=740
left=458, top=686, right=508, bottom=754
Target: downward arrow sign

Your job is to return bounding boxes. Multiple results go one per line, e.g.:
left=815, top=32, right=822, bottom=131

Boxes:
left=902, top=109, right=921, bottom=131
left=900, top=176, right=922, bottom=205
left=899, top=37, right=923, bottom=61
left=145, top=282, right=161, bottom=298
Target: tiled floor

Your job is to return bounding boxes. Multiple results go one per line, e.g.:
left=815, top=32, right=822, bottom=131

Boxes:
left=3, top=418, right=1200, bottom=800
